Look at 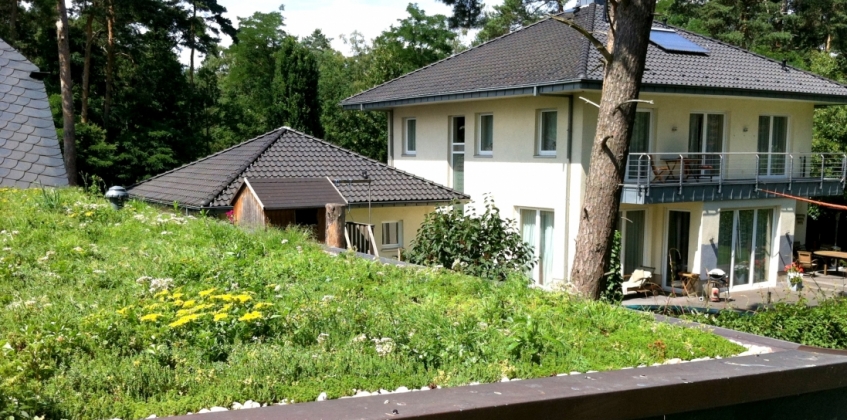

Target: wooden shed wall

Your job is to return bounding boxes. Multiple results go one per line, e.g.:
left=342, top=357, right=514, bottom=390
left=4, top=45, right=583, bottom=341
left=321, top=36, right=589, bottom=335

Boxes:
left=233, top=187, right=266, bottom=227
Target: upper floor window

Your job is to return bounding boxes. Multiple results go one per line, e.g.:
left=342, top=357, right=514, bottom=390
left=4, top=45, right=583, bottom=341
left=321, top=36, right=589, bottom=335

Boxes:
left=477, top=113, right=494, bottom=155
left=688, top=113, right=724, bottom=154
left=626, top=110, right=652, bottom=180
left=404, top=118, right=416, bottom=155
left=537, top=110, right=557, bottom=156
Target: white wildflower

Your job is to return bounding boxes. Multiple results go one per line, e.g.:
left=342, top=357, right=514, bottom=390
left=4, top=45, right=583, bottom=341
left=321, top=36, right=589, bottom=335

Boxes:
left=317, top=333, right=329, bottom=344
left=281, top=239, right=289, bottom=244
left=352, top=334, right=368, bottom=343
left=373, top=337, right=395, bottom=356
left=93, top=269, right=105, bottom=274
left=73, top=247, right=84, bottom=252
left=321, top=295, right=334, bottom=302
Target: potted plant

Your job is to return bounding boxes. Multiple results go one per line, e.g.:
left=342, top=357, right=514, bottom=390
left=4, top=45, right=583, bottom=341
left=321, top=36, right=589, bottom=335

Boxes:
left=785, top=262, right=804, bottom=291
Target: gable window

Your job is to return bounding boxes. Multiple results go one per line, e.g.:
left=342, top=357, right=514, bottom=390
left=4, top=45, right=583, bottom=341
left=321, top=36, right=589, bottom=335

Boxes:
left=382, top=221, right=402, bottom=248
left=626, top=110, right=652, bottom=180
left=757, top=116, right=788, bottom=176
left=404, top=118, right=417, bottom=155
left=477, top=113, right=494, bottom=155
left=537, top=110, right=557, bottom=156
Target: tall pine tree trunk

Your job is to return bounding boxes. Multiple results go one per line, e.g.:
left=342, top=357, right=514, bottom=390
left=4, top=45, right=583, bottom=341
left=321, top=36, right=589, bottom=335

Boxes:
left=189, top=1, right=196, bottom=85
left=56, top=0, right=77, bottom=186
left=569, top=0, right=656, bottom=299
left=81, top=6, right=94, bottom=124
left=104, top=0, right=115, bottom=126
left=9, top=0, right=18, bottom=42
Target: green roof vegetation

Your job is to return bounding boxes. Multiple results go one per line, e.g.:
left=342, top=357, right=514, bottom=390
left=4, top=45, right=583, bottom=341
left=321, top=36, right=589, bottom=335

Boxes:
left=0, top=187, right=742, bottom=419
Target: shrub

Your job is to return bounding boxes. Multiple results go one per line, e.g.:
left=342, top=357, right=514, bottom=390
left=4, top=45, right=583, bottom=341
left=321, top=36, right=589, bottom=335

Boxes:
left=685, top=298, right=847, bottom=349
left=600, top=230, right=623, bottom=302
left=405, top=197, right=535, bottom=280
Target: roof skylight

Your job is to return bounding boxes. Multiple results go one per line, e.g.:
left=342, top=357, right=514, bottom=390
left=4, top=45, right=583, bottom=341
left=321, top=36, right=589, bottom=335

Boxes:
left=649, top=28, right=709, bottom=55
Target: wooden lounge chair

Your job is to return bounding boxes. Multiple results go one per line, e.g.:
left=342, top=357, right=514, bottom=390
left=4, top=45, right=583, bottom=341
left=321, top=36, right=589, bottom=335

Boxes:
left=622, top=267, right=661, bottom=295
left=797, top=251, right=818, bottom=277
left=650, top=156, right=671, bottom=182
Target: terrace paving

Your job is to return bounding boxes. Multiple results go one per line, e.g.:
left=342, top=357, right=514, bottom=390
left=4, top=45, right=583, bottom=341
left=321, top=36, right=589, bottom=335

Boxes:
left=623, top=271, right=847, bottom=312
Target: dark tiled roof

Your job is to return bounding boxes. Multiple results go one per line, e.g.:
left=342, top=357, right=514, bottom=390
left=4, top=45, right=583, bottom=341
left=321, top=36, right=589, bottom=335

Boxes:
left=342, top=4, right=847, bottom=107
left=128, top=127, right=467, bottom=208
left=241, top=178, right=346, bottom=210
left=0, top=38, right=68, bottom=188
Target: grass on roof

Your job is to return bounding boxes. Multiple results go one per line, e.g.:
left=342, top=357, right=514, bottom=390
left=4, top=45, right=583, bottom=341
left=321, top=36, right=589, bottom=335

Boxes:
left=0, top=187, right=743, bottom=419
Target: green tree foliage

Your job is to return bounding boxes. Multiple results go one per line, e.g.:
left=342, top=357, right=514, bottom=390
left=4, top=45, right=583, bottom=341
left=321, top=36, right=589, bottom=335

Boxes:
left=272, top=37, right=322, bottom=136
left=405, top=198, right=536, bottom=280
left=475, top=0, right=565, bottom=43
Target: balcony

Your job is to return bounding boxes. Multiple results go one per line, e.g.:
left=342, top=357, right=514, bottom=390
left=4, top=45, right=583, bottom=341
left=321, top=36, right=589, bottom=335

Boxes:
left=621, top=153, right=846, bottom=204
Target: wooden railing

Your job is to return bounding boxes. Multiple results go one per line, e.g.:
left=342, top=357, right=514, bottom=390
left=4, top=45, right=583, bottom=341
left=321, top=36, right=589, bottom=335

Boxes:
left=344, top=222, right=379, bottom=257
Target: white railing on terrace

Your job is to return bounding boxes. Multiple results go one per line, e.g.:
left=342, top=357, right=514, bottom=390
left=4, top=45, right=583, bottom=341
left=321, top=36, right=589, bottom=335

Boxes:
left=624, top=152, right=847, bottom=194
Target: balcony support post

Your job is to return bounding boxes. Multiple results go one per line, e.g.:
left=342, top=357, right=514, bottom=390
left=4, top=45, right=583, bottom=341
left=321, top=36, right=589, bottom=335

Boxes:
left=718, top=154, right=723, bottom=194
left=821, top=154, right=826, bottom=190
left=841, top=155, right=846, bottom=187
left=788, top=154, right=793, bottom=191
left=755, top=154, right=760, bottom=192
left=678, top=154, right=684, bottom=195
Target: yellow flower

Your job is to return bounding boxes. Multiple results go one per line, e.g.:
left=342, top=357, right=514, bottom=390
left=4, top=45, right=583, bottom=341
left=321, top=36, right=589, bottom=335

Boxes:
left=154, top=290, right=170, bottom=298
left=234, top=294, right=252, bottom=303
left=211, top=294, right=234, bottom=302
left=216, top=303, right=233, bottom=313
left=199, top=287, right=217, bottom=297
left=143, top=303, right=160, bottom=311
left=117, top=306, right=132, bottom=316
left=182, top=300, right=197, bottom=309
left=176, top=309, right=189, bottom=317
left=84, top=211, right=93, bottom=217
left=170, top=292, right=185, bottom=300
left=214, top=313, right=228, bottom=322
left=140, top=313, right=162, bottom=322
left=169, top=314, right=201, bottom=328
left=253, top=302, right=273, bottom=310
left=238, top=311, right=262, bottom=322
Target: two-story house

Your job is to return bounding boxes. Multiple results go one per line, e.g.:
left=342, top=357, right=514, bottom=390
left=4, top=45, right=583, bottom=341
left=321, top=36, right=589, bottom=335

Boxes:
left=341, top=2, right=847, bottom=292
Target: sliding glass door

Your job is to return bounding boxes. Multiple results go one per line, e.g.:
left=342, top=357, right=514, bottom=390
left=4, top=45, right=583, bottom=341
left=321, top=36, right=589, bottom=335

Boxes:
left=521, top=209, right=554, bottom=285
left=717, top=208, right=773, bottom=288
left=622, top=210, right=646, bottom=275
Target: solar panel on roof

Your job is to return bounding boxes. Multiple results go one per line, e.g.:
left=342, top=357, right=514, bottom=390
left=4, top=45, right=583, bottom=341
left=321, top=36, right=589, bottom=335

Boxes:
left=649, top=28, right=709, bottom=54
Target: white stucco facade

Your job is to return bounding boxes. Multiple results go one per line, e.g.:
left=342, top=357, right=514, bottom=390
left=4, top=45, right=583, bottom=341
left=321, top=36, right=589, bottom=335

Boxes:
left=386, top=91, right=821, bottom=290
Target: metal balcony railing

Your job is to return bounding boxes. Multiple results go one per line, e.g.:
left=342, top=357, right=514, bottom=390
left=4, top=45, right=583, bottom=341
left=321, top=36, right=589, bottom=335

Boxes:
left=624, top=152, right=847, bottom=195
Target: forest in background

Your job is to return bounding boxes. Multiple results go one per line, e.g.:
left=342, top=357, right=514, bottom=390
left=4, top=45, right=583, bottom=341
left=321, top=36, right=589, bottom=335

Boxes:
left=3, top=0, right=847, bottom=187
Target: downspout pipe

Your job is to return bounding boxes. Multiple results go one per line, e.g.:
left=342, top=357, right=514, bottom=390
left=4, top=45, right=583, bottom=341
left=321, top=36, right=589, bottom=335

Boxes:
left=563, top=94, right=574, bottom=279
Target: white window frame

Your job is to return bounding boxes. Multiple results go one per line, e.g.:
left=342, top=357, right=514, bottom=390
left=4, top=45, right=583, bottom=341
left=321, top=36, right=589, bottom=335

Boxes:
left=381, top=220, right=403, bottom=249
left=404, top=118, right=417, bottom=156
left=757, top=115, right=791, bottom=178
left=476, top=113, right=494, bottom=156
left=688, top=111, right=728, bottom=154
left=518, top=207, right=555, bottom=286
left=537, top=109, right=558, bottom=156
left=625, top=109, right=654, bottom=181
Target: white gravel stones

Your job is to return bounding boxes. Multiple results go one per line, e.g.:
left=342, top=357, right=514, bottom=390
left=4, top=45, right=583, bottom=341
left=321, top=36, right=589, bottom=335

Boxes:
left=394, top=386, right=410, bottom=393
left=210, top=406, right=228, bottom=412
left=316, top=393, right=328, bottom=402
left=729, top=339, right=773, bottom=356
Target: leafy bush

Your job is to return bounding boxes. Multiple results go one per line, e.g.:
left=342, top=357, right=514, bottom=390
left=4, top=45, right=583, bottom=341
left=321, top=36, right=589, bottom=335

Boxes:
left=685, top=298, right=847, bottom=349
left=405, top=197, right=535, bottom=280
left=0, top=187, right=743, bottom=419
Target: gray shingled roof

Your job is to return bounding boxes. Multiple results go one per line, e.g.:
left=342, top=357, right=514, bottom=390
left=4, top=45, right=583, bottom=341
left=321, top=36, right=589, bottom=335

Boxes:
left=128, top=127, right=467, bottom=209
left=242, top=178, right=347, bottom=210
left=0, top=38, right=68, bottom=188
left=342, top=4, right=847, bottom=109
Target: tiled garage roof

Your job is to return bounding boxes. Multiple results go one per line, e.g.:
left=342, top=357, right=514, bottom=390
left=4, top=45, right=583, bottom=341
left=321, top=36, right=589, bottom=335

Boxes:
left=342, top=4, right=847, bottom=109
left=0, top=38, right=68, bottom=188
left=128, top=127, right=467, bottom=209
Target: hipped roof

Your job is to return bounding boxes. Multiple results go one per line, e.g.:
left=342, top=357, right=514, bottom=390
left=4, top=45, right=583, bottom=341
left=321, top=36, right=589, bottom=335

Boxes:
left=128, top=127, right=467, bottom=209
left=342, top=4, right=847, bottom=109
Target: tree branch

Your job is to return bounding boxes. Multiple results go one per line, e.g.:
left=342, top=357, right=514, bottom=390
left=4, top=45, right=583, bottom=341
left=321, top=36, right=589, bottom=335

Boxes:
left=550, top=15, right=612, bottom=63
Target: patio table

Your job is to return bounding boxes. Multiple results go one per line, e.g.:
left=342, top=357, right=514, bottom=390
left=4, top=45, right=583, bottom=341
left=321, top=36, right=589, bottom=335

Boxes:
left=813, top=250, right=847, bottom=276
left=661, top=157, right=707, bottom=180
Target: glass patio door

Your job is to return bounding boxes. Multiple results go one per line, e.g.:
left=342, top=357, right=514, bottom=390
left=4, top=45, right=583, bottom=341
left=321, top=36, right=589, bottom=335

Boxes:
left=758, top=116, right=788, bottom=177
left=718, top=208, right=773, bottom=288
left=665, top=211, right=690, bottom=288
left=689, top=113, right=724, bottom=178
left=622, top=210, right=646, bottom=275
left=521, top=209, right=554, bottom=285
left=626, top=111, right=651, bottom=180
